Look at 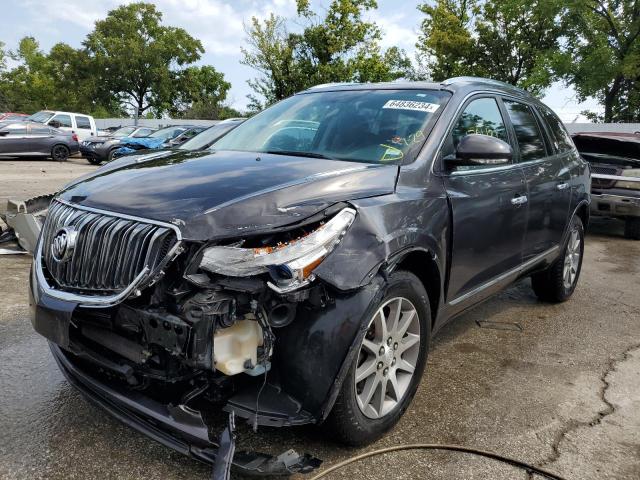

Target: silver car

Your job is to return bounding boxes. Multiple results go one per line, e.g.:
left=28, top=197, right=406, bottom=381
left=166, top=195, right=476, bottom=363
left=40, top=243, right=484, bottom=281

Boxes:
left=0, top=121, right=80, bottom=161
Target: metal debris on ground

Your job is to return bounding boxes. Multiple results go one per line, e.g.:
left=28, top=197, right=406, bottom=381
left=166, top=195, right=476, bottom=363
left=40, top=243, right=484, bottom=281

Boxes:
left=1, top=194, right=53, bottom=253
left=475, top=320, right=523, bottom=332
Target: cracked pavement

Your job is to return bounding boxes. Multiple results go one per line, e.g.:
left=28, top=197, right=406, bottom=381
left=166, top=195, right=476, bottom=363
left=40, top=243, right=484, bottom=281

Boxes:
left=0, top=160, right=639, bottom=479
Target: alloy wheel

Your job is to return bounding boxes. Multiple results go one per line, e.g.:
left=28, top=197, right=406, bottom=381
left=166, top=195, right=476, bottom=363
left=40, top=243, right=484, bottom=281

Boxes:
left=355, top=297, right=421, bottom=419
left=52, top=145, right=69, bottom=161
left=563, top=229, right=581, bottom=289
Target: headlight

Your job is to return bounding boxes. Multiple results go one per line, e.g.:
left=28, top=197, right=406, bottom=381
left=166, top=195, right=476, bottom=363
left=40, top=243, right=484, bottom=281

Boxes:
left=616, top=168, right=640, bottom=190
left=199, top=208, right=356, bottom=292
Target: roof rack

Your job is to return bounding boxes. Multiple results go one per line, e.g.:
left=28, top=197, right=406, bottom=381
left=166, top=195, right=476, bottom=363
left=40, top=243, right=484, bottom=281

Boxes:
left=442, top=76, right=527, bottom=93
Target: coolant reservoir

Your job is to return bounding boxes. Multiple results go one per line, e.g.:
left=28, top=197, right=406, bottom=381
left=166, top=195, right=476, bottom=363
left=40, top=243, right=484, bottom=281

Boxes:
left=213, top=320, right=263, bottom=375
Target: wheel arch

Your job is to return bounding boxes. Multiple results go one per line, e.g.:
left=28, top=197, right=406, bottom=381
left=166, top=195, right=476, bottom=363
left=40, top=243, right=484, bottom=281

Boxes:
left=390, top=248, right=441, bottom=329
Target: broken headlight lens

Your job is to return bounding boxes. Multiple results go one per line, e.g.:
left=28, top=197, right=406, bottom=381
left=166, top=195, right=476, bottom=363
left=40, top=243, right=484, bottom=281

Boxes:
left=615, top=168, right=640, bottom=190
left=199, top=208, right=356, bottom=290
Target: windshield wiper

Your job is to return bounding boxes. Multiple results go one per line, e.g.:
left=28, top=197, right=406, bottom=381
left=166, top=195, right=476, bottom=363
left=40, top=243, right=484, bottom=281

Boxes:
left=263, top=150, right=336, bottom=160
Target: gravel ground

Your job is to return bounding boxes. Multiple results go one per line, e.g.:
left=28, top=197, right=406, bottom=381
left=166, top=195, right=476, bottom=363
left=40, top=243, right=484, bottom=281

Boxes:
left=0, top=159, right=639, bottom=480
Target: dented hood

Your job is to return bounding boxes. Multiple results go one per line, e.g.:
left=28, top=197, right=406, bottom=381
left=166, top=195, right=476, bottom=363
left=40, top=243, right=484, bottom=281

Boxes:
left=58, top=150, right=397, bottom=240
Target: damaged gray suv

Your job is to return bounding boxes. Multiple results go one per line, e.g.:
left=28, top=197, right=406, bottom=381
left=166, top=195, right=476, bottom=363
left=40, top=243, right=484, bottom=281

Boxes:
left=30, top=77, right=590, bottom=476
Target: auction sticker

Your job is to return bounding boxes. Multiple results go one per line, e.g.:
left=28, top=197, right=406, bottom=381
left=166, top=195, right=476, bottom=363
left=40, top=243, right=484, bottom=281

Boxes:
left=382, top=99, right=440, bottom=113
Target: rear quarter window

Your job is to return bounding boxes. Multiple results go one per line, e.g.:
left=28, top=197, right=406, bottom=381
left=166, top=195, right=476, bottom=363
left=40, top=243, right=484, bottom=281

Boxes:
left=76, top=116, right=92, bottom=129
left=539, top=106, right=574, bottom=153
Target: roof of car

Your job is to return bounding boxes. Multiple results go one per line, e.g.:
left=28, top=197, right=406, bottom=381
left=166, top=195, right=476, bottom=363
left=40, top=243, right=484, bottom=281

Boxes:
left=299, top=76, right=536, bottom=101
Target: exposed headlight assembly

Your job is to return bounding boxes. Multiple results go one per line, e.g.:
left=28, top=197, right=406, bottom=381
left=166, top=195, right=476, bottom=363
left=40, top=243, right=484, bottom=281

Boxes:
left=616, top=168, right=640, bottom=190
left=199, top=208, right=356, bottom=293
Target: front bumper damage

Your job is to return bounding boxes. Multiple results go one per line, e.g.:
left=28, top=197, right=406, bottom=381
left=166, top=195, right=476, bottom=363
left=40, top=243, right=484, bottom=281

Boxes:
left=50, top=343, right=320, bottom=476
left=30, top=232, right=387, bottom=476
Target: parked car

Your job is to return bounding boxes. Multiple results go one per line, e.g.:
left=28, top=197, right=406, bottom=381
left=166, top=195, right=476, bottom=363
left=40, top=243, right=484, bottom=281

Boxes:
left=27, top=110, right=97, bottom=140
left=80, top=126, right=157, bottom=164
left=0, top=112, right=28, bottom=122
left=0, top=121, right=79, bottom=160
left=572, top=132, right=640, bottom=239
left=113, top=125, right=200, bottom=157
left=166, top=126, right=208, bottom=147
left=176, top=118, right=245, bottom=151
left=31, top=77, right=589, bottom=475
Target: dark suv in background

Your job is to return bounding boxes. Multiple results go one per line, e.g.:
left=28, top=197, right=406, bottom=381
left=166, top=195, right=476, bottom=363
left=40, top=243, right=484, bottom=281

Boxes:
left=30, top=77, right=589, bottom=475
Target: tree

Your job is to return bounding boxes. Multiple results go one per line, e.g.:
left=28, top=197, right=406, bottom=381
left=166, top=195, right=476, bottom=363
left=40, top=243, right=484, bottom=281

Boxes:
left=415, top=0, right=477, bottom=80
left=415, top=0, right=562, bottom=94
left=0, top=37, right=116, bottom=115
left=242, top=0, right=411, bottom=109
left=241, top=14, right=305, bottom=111
left=172, top=65, right=232, bottom=119
left=557, top=0, right=640, bottom=122
left=83, top=2, right=224, bottom=118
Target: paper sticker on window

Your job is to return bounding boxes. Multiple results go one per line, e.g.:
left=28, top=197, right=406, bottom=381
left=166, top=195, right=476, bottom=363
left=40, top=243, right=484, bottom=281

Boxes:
left=382, top=100, right=440, bottom=113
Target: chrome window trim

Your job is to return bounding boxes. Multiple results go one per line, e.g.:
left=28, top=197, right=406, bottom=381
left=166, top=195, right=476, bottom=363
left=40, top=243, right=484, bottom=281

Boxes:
left=449, top=245, right=560, bottom=306
left=35, top=199, right=183, bottom=308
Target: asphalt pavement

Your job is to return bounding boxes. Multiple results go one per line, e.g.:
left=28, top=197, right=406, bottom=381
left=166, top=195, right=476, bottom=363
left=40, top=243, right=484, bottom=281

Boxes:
left=0, top=159, right=639, bottom=479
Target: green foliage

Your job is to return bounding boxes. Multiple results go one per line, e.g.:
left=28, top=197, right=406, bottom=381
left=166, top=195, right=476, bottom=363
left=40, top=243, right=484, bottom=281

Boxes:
left=242, top=0, right=411, bottom=109
left=415, top=0, right=562, bottom=94
left=555, top=0, right=640, bottom=122
left=0, top=2, right=230, bottom=118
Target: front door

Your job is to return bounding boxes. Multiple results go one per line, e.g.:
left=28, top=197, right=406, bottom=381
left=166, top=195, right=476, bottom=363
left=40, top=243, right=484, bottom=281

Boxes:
left=441, top=96, right=528, bottom=304
left=502, top=99, right=571, bottom=260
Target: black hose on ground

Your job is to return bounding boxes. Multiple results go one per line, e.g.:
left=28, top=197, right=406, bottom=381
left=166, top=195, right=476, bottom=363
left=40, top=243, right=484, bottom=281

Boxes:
left=308, top=444, right=566, bottom=480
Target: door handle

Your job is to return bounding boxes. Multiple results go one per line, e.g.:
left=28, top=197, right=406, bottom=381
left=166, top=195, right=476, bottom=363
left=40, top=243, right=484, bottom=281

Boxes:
left=511, top=195, right=528, bottom=206
left=556, top=182, right=569, bottom=191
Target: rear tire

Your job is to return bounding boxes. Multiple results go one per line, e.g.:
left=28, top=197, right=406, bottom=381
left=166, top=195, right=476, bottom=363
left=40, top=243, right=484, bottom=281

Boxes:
left=532, top=215, right=584, bottom=303
left=51, top=144, right=69, bottom=162
left=624, top=218, right=640, bottom=240
left=325, top=270, right=430, bottom=446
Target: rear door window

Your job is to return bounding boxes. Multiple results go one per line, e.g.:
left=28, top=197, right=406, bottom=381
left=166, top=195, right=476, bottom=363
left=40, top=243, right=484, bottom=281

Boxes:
left=75, top=116, right=92, bottom=129
left=50, top=114, right=72, bottom=128
left=503, top=100, right=547, bottom=162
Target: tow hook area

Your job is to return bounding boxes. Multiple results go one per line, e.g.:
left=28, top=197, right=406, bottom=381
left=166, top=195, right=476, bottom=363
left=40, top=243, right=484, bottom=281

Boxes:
left=212, top=413, right=322, bottom=478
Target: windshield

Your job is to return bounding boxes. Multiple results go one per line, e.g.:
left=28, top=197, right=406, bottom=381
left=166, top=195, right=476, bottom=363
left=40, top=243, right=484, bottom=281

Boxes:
left=213, top=89, right=450, bottom=164
left=179, top=123, right=239, bottom=151
left=27, top=111, right=54, bottom=123
left=111, top=127, right=136, bottom=137
left=149, top=127, right=187, bottom=140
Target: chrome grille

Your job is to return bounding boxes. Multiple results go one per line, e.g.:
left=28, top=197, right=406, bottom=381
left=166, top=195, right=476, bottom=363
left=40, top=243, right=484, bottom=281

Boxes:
left=40, top=200, right=178, bottom=293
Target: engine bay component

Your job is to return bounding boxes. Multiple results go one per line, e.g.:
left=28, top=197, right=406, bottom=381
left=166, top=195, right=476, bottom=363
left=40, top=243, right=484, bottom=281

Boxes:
left=199, top=208, right=356, bottom=291
left=213, top=320, right=264, bottom=376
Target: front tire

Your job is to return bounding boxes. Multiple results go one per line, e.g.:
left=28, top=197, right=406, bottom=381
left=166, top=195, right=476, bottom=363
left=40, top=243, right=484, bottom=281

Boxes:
left=325, top=271, right=430, bottom=446
left=532, top=215, right=585, bottom=303
left=624, top=218, right=640, bottom=240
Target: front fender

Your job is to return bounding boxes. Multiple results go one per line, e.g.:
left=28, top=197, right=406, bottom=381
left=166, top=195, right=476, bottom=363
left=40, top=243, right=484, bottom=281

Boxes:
left=273, top=275, right=387, bottom=420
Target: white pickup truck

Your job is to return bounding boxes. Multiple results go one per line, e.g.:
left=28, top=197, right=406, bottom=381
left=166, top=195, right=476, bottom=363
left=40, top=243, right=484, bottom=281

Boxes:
left=27, top=110, right=97, bottom=141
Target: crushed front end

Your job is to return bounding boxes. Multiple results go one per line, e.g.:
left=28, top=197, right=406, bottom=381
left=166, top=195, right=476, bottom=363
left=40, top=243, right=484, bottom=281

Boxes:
left=30, top=198, right=384, bottom=475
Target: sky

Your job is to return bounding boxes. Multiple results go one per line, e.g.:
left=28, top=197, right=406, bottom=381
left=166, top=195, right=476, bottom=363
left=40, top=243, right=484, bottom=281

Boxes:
left=2, top=0, right=601, bottom=121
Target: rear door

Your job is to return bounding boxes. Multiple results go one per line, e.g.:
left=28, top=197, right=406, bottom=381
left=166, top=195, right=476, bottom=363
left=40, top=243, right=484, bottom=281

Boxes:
left=74, top=115, right=94, bottom=140
left=28, top=124, right=56, bottom=154
left=47, top=113, right=74, bottom=137
left=441, top=96, right=528, bottom=304
left=502, top=98, right=571, bottom=260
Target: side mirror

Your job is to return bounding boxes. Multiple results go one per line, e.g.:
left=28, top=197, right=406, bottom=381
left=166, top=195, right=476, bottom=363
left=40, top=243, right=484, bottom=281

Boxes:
left=445, top=134, right=512, bottom=168
left=49, top=120, right=61, bottom=129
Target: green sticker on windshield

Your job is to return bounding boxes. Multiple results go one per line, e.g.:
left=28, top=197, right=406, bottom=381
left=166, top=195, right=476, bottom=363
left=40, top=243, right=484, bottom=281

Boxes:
left=379, top=144, right=404, bottom=162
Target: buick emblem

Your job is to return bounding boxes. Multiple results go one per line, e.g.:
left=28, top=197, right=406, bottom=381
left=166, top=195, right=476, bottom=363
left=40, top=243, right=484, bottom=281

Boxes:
left=51, top=227, right=78, bottom=263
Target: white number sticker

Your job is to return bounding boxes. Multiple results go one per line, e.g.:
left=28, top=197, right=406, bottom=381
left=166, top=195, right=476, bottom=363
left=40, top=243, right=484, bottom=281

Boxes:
left=382, top=100, right=440, bottom=113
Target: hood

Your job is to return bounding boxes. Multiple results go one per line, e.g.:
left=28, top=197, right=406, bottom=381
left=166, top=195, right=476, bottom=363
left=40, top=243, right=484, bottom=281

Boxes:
left=58, top=150, right=397, bottom=241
